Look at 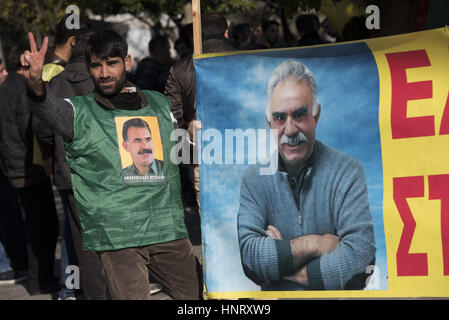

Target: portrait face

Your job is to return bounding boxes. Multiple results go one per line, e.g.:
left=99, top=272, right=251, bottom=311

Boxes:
left=268, top=78, right=320, bottom=168
left=122, top=126, right=155, bottom=170
left=88, top=54, right=131, bottom=97
left=0, top=64, right=8, bottom=85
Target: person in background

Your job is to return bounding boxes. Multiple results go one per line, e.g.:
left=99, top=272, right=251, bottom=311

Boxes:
left=174, top=23, right=194, bottom=60
left=0, top=45, right=59, bottom=296
left=342, top=16, right=370, bottom=41
left=0, top=57, right=28, bottom=286
left=296, top=14, right=328, bottom=47
left=251, top=20, right=282, bottom=49
left=133, top=35, right=173, bottom=93
left=42, top=14, right=90, bottom=82
left=165, top=13, right=235, bottom=216
left=230, top=23, right=251, bottom=50
left=242, top=23, right=263, bottom=50
left=174, top=39, right=190, bottom=61
left=0, top=58, right=8, bottom=84
left=320, top=18, right=342, bottom=43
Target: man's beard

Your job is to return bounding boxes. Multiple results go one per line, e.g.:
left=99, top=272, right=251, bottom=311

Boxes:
left=94, top=73, right=127, bottom=98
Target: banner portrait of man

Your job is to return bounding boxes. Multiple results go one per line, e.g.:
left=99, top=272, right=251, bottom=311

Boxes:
left=237, top=60, right=376, bottom=291
left=195, top=41, right=388, bottom=297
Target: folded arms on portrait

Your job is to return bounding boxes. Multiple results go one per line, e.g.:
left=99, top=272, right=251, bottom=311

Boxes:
left=237, top=153, right=376, bottom=291
left=239, top=220, right=376, bottom=291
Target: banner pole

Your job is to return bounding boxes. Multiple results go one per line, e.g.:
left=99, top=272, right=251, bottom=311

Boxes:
left=192, top=0, right=202, bottom=56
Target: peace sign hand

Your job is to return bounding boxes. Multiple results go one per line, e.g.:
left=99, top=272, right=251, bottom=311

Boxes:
left=20, top=32, right=48, bottom=95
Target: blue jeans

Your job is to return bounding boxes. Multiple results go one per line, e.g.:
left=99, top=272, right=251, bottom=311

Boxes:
left=0, top=172, right=27, bottom=273
left=0, top=241, right=12, bottom=273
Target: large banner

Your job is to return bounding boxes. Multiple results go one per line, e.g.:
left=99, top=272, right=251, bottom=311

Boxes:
left=194, top=27, right=449, bottom=298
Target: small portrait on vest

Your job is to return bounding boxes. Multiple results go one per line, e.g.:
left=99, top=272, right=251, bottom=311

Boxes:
left=115, top=117, right=165, bottom=183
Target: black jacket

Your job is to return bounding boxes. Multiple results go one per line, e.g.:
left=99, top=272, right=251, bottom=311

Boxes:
left=46, top=56, right=95, bottom=190
left=297, top=31, right=328, bottom=47
left=133, top=57, right=171, bottom=93
left=0, top=72, right=48, bottom=183
left=164, top=38, right=235, bottom=130
left=49, top=56, right=94, bottom=97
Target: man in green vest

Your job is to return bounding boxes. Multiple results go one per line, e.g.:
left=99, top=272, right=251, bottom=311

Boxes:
left=20, top=30, right=200, bottom=300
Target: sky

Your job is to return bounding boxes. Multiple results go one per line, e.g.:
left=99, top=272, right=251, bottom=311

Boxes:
left=195, top=42, right=388, bottom=293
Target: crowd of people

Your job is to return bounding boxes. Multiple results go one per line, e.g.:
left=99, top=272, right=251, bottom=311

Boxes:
left=0, top=10, right=361, bottom=300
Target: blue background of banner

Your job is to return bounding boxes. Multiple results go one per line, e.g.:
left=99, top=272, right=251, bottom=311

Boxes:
left=195, top=42, right=387, bottom=292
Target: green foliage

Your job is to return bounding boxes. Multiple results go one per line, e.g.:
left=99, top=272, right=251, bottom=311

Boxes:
left=271, top=0, right=348, bottom=19
left=78, top=0, right=184, bottom=21
left=0, top=0, right=68, bottom=32
left=0, top=0, right=357, bottom=44
left=202, top=0, right=258, bottom=15
left=0, top=0, right=69, bottom=46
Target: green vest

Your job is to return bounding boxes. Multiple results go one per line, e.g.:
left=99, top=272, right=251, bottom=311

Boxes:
left=65, top=90, right=187, bottom=251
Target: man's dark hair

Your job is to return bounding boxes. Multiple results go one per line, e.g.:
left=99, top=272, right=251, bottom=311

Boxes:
left=262, top=20, right=279, bottom=32
left=55, top=14, right=93, bottom=45
left=295, top=14, right=319, bottom=34
left=149, top=35, right=168, bottom=55
left=230, top=23, right=250, bottom=44
left=122, top=118, right=152, bottom=142
left=85, top=30, right=128, bottom=64
left=179, top=23, right=193, bottom=49
left=0, top=57, right=2, bottom=65
left=6, top=42, right=27, bottom=71
left=71, top=31, right=94, bottom=59
left=201, top=13, right=228, bottom=40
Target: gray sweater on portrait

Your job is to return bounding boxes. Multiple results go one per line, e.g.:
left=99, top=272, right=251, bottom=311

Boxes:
left=237, top=140, right=376, bottom=291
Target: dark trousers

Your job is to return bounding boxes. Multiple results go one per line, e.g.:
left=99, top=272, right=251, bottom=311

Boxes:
left=179, top=166, right=197, bottom=210
left=0, top=172, right=27, bottom=271
left=99, top=239, right=201, bottom=300
left=16, top=179, right=59, bottom=289
left=61, top=190, right=108, bottom=300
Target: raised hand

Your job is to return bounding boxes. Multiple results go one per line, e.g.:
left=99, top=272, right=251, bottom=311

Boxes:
left=188, top=120, right=202, bottom=144
left=20, top=32, right=48, bottom=95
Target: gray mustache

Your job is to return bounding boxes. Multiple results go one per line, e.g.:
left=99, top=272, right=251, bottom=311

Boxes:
left=280, top=132, right=307, bottom=145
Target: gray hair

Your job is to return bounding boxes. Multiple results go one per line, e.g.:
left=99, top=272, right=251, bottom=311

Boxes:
left=266, top=60, right=318, bottom=121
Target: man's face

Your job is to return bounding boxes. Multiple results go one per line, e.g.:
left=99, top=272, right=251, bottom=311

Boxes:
left=264, top=24, right=279, bottom=46
left=89, top=55, right=131, bottom=97
left=122, top=126, right=154, bottom=169
left=158, top=42, right=171, bottom=66
left=268, top=78, right=319, bottom=168
left=0, top=64, right=8, bottom=85
left=253, top=25, right=263, bottom=40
